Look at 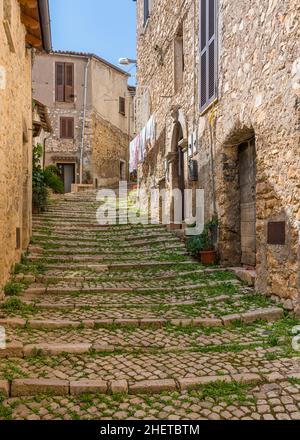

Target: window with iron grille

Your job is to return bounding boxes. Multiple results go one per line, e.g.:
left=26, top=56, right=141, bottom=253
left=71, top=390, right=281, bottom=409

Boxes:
left=55, top=62, right=74, bottom=103
left=199, top=0, right=217, bottom=112
left=119, top=97, right=126, bottom=116
left=60, top=117, right=74, bottom=139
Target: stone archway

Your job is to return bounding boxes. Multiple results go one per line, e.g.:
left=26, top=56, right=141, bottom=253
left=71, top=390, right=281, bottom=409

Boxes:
left=218, top=126, right=256, bottom=267
left=169, top=121, right=185, bottom=224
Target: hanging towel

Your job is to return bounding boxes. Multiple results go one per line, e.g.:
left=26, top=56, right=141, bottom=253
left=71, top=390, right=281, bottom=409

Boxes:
left=129, top=135, right=139, bottom=172
left=139, top=128, right=146, bottom=163
left=146, top=115, right=156, bottom=147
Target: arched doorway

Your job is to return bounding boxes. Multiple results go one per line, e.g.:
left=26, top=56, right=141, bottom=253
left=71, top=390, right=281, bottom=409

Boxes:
left=218, top=129, right=256, bottom=268
left=239, top=139, right=256, bottom=267
left=171, top=122, right=185, bottom=224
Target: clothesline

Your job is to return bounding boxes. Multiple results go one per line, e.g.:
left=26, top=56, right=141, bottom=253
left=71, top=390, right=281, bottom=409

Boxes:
left=129, top=115, right=156, bottom=172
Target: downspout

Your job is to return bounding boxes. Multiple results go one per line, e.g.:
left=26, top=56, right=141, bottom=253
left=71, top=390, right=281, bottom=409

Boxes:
left=38, top=0, right=52, bottom=52
left=209, top=119, right=217, bottom=216
left=80, top=58, right=90, bottom=185
left=43, top=132, right=52, bottom=169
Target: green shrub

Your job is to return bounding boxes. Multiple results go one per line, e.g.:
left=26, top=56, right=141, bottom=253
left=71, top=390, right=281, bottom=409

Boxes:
left=32, top=144, right=48, bottom=212
left=4, top=282, right=25, bottom=296
left=3, top=297, right=24, bottom=311
left=44, top=166, right=64, bottom=194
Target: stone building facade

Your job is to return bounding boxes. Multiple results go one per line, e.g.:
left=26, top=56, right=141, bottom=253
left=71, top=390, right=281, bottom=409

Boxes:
left=32, top=51, right=134, bottom=192
left=135, top=0, right=300, bottom=308
left=0, top=0, right=51, bottom=295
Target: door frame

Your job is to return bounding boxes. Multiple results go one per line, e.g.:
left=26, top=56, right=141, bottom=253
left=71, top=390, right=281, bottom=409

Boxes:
left=56, top=162, right=76, bottom=193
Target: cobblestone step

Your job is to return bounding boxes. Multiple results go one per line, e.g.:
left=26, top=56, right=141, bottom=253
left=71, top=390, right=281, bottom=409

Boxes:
left=0, top=307, right=284, bottom=330
left=2, top=372, right=298, bottom=399
left=2, top=380, right=300, bottom=420
left=23, top=279, right=239, bottom=295
left=2, top=324, right=271, bottom=348
left=31, top=237, right=180, bottom=247
left=28, top=244, right=187, bottom=255
left=35, top=261, right=197, bottom=271
left=0, top=350, right=299, bottom=398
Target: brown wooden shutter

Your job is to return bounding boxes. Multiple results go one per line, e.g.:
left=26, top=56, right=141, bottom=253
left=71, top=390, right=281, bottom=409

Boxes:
left=60, top=117, right=74, bottom=139
left=56, top=63, right=65, bottom=102
left=200, top=0, right=217, bottom=112
left=60, top=117, right=66, bottom=138
left=67, top=117, right=74, bottom=138
left=65, top=63, right=74, bottom=102
left=119, top=97, right=126, bottom=115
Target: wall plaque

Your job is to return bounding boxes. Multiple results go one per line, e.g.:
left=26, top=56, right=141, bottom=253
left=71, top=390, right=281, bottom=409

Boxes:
left=267, top=221, right=286, bottom=245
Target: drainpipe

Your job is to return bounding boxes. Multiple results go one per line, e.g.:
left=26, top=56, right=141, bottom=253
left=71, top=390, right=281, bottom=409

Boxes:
left=80, top=58, right=90, bottom=184
left=43, top=131, right=52, bottom=170
left=38, top=0, right=52, bottom=52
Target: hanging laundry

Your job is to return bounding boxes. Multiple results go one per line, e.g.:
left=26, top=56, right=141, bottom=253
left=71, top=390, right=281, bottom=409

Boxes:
left=145, top=115, right=156, bottom=147
left=139, top=127, right=146, bottom=163
left=129, top=135, right=139, bottom=172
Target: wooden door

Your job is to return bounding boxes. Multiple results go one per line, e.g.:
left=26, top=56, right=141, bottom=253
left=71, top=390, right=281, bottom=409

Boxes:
left=239, top=140, right=256, bottom=266
left=177, top=146, right=185, bottom=222
left=57, top=163, right=75, bottom=194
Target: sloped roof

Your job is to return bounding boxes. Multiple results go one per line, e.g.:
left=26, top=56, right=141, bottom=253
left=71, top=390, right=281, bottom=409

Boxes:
left=52, top=50, right=130, bottom=77
left=19, top=0, right=51, bottom=51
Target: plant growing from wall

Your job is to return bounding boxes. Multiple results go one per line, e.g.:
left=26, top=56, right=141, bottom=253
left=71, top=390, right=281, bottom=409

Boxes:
left=32, top=143, right=48, bottom=212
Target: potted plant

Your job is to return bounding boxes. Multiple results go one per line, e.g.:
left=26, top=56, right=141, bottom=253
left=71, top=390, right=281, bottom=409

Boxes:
left=187, top=219, right=218, bottom=265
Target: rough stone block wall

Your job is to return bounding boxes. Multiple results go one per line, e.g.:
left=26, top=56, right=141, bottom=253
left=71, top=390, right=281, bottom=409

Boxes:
left=45, top=107, right=93, bottom=183
left=92, top=112, right=129, bottom=187
left=0, top=0, right=33, bottom=294
left=136, top=0, right=300, bottom=306
left=213, top=0, right=300, bottom=305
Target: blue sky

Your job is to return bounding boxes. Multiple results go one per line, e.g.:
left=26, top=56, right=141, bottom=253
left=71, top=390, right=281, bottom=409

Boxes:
left=49, top=0, right=137, bottom=84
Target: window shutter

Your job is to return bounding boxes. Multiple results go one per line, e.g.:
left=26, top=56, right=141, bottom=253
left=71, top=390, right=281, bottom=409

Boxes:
left=119, top=97, right=126, bottom=115
left=56, top=63, right=65, bottom=102
left=60, top=117, right=74, bottom=139
left=67, top=118, right=74, bottom=138
left=200, top=0, right=217, bottom=112
left=65, top=63, right=74, bottom=102
left=60, top=117, right=66, bottom=138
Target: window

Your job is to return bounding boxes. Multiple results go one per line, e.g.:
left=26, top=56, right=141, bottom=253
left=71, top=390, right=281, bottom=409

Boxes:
left=174, top=25, right=184, bottom=93
left=119, top=97, right=126, bottom=116
left=144, top=0, right=150, bottom=25
left=60, top=117, right=74, bottom=139
left=55, top=62, right=74, bottom=102
left=199, top=0, right=217, bottom=112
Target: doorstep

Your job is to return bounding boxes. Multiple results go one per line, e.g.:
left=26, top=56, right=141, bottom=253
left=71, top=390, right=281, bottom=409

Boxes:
left=229, top=267, right=256, bottom=287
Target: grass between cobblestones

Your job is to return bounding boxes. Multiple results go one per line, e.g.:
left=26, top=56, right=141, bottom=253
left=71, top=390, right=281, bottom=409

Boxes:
left=1, top=192, right=299, bottom=420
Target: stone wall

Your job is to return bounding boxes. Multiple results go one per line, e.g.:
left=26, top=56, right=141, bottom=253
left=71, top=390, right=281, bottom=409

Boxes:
left=214, top=0, right=300, bottom=307
left=92, top=112, right=129, bottom=187
left=44, top=107, right=93, bottom=183
left=0, top=0, right=33, bottom=294
left=135, top=0, right=300, bottom=307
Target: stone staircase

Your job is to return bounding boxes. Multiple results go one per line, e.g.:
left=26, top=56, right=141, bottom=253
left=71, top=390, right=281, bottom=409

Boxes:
left=0, top=190, right=299, bottom=420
